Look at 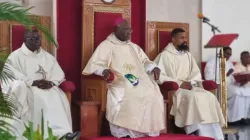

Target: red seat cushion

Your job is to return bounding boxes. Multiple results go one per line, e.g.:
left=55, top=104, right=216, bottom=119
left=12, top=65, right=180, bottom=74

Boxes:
left=59, top=80, right=76, bottom=93
left=82, top=134, right=214, bottom=140
left=160, top=81, right=179, bottom=91
left=202, top=80, right=217, bottom=90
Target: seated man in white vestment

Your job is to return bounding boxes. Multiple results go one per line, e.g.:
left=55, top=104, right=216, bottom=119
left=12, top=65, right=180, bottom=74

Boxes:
left=154, top=28, right=225, bottom=140
left=227, top=51, right=250, bottom=123
left=204, top=47, right=234, bottom=98
left=2, top=29, right=80, bottom=140
left=82, top=18, right=165, bottom=138
left=204, top=47, right=234, bottom=84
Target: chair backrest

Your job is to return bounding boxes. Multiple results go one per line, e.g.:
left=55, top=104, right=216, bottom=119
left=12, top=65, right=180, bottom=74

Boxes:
left=145, top=21, right=189, bottom=60
left=0, top=15, right=53, bottom=55
left=81, top=0, right=131, bottom=69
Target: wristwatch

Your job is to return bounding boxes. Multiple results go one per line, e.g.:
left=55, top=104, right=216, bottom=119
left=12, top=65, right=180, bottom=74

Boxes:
left=191, top=81, right=198, bottom=87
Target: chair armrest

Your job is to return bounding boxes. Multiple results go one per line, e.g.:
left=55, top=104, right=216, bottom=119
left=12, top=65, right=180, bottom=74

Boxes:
left=82, top=72, right=114, bottom=82
left=160, top=81, right=179, bottom=91
left=202, top=80, right=217, bottom=91
left=60, top=80, right=76, bottom=93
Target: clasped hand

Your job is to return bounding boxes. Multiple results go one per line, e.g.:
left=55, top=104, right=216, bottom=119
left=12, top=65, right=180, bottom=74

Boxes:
left=180, top=81, right=192, bottom=90
left=32, top=79, right=54, bottom=89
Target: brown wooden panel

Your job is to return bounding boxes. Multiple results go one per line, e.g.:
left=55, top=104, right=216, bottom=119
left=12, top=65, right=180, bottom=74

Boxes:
left=145, top=21, right=189, bottom=60
left=0, top=22, right=10, bottom=53
left=79, top=101, right=100, bottom=137
left=84, top=0, right=130, bottom=6
left=82, top=4, right=94, bottom=69
left=37, top=16, right=53, bottom=55
left=82, top=78, right=107, bottom=112
left=0, top=15, right=53, bottom=55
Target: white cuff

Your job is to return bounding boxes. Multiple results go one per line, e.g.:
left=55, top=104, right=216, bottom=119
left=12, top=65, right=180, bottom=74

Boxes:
left=25, top=79, right=33, bottom=87
left=94, top=68, right=105, bottom=76
left=191, top=81, right=197, bottom=87
left=52, top=79, right=65, bottom=86
left=145, top=63, right=157, bottom=73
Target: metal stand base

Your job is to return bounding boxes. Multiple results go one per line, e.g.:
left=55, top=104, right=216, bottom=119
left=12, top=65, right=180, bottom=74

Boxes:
left=223, top=128, right=239, bottom=140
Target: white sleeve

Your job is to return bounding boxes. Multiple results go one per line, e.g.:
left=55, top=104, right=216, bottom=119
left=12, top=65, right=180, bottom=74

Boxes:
left=4, top=57, right=33, bottom=87
left=48, top=58, right=65, bottom=86
left=145, top=63, right=157, bottom=73
left=94, top=68, right=105, bottom=76
left=204, top=58, right=216, bottom=81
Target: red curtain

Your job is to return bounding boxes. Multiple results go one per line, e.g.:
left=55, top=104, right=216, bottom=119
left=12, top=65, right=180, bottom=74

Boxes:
left=131, top=0, right=146, bottom=49
left=57, top=0, right=82, bottom=100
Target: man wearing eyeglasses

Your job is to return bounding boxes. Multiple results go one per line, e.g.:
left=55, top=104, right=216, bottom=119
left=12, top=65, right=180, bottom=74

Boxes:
left=82, top=18, right=164, bottom=138
left=2, top=29, right=80, bottom=140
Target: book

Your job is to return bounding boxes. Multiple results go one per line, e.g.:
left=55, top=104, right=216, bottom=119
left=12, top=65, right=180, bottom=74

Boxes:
left=233, top=72, right=250, bottom=83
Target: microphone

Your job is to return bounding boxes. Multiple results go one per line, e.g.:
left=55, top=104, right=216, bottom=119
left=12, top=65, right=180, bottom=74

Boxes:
left=198, top=13, right=221, bottom=33
left=197, top=13, right=210, bottom=22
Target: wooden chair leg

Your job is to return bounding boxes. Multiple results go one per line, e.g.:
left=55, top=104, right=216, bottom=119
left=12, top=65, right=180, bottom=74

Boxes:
left=78, top=101, right=100, bottom=138
left=98, top=110, right=105, bottom=135
left=65, top=92, right=71, bottom=104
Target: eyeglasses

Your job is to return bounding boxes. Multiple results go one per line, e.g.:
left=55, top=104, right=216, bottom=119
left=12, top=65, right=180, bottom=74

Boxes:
left=26, top=36, right=41, bottom=41
left=125, top=29, right=133, bottom=34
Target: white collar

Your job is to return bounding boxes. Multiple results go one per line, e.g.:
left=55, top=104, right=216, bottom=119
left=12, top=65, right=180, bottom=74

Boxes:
left=164, top=43, right=186, bottom=55
left=106, top=33, right=132, bottom=45
left=20, top=43, right=41, bottom=56
left=177, top=50, right=185, bottom=55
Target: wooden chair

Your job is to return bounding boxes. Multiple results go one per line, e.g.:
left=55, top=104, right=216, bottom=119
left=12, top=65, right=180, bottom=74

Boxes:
left=80, top=0, right=131, bottom=137
left=0, top=15, right=75, bottom=103
left=145, top=21, right=217, bottom=133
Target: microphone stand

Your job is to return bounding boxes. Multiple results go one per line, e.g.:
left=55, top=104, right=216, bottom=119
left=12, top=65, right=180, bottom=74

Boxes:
left=202, top=19, right=221, bottom=100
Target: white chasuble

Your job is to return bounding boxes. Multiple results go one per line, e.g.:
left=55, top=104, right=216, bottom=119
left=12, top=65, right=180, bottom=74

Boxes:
left=227, top=63, right=250, bottom=122
left=82, top=34, right=165, bottom=137
left=154, top=43, right=225, bottom=140
left=2, top=44, right=72, bottom=139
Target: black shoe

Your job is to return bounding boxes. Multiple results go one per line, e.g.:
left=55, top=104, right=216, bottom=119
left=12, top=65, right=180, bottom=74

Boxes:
left=189, top=130, right=198, bottom=136
left=59, top=131, right=80, bottom=140
left=121, top=136, right=130, bottom=138
left=240, top=119, right=248, bottom=125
